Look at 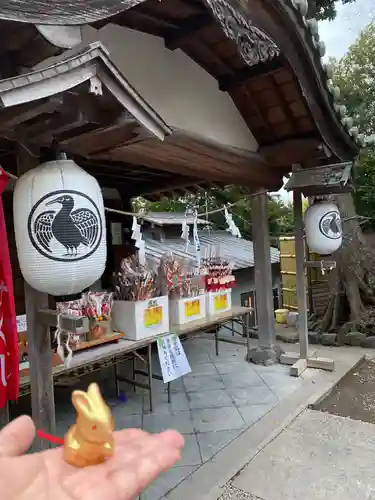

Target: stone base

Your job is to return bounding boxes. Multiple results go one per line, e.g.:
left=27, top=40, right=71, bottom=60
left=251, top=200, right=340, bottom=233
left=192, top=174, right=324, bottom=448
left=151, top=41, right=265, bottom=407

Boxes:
left=246, top=346, right=281, bottom=366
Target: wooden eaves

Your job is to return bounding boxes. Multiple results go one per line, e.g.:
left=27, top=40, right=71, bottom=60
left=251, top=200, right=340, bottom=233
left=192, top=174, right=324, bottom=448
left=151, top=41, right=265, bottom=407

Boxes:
left=92, top=0, right=364, bottom=169
left=0, top=42, right=283, bottom=198
left=0, top=0, right=367, bottom=198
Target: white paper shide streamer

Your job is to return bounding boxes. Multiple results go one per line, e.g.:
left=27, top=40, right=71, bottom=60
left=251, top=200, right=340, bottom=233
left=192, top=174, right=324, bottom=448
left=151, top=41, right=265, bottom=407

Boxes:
left=193, top=213, right=201, bottom=268
left=181, top=213, right=190, bottom=251
left=224, top=206, right=241, bottom=238
left=54, top=314, right=73, bottom=368
left=132, top=217, right=145, bottom=265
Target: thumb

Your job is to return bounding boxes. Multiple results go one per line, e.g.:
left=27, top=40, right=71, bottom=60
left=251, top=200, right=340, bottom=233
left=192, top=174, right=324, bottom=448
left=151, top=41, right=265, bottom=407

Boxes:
left=0, top=415, right=35, bottom=457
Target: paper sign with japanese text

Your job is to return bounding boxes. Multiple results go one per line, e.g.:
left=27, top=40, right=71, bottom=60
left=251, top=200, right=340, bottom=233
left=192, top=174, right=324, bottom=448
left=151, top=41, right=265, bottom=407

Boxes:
left=16, top=314, right=27, bottom=333
left=157, top=334, right=191, bottom=383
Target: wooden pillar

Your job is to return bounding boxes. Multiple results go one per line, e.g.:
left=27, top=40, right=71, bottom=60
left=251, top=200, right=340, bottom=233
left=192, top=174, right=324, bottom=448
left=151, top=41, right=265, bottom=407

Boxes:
left=0, top=403, right=9, bottom=428
left=293, top=189, right=309, bottom=359
left=24, top=283, right=55, bottom=448
left=17, top=145, right=56, bottom=449
left=248, top=190, right=277, bottom=364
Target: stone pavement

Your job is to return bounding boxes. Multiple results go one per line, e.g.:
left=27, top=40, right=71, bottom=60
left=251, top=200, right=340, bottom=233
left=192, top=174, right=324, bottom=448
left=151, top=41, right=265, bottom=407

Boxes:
left=232, top=408, right=375, bottom=500
left=52, top=334, right=311, bottom=500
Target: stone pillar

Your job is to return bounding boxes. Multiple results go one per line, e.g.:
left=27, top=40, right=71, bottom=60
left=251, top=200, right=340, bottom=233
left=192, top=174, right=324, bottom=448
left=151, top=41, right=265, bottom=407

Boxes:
left=248, top=190, right=277, bottom=365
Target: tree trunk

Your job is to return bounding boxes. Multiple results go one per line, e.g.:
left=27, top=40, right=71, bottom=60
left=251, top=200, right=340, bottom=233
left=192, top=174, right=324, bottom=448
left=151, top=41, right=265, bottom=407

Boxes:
left=318, top=192, right=375, bottom=342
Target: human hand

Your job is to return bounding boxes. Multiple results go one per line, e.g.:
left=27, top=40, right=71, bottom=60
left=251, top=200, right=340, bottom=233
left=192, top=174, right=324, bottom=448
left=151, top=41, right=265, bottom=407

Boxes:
left=0, top=415, right=184, bottom=500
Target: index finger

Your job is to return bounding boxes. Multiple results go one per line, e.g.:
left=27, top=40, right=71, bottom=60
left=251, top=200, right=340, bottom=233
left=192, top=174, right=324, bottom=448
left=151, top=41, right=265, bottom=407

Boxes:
left=0, top=415, right=35, bottom=457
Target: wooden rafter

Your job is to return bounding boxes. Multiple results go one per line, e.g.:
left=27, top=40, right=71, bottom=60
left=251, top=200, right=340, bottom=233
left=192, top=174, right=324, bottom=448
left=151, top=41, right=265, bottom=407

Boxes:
left=0, top=96, right=64, bottom=131
left=164, top=13, right=213, bottom=50
left=269, top=74, right=298, bottom=136
left=219, top=56, right=284, bottom=92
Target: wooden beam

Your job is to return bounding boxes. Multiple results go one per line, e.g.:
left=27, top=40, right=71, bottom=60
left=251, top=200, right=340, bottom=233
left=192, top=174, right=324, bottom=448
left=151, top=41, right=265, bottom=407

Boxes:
left=293, top=187, right=308, bottom=360
left=219, top=56, right=284, bottom=92
left=60, top=120, right=140, bottom=156
left=0, top=403, right=9, bottom=428
left=19, top=110, right=89, bottom=146
left=126, top=7, right=179, bottom=29
left=179, top=0, right=207, bottom=12
left=93, top=131, right=284, bottom=189
left=164, top=14, right=213, bottom=50
left=140, top=178, right=202, bottom=197
left=260, top=137, right=320, bottom=167
left=0, top=96, right=63, bottom=131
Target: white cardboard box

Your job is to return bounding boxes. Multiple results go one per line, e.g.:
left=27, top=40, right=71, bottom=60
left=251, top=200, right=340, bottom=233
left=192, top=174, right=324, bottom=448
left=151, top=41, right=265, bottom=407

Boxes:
left=169, top=295, right=207, bottom=326
left=112, top=296, right=169, bottom=341
left=206, top=289, right=232, bottom=316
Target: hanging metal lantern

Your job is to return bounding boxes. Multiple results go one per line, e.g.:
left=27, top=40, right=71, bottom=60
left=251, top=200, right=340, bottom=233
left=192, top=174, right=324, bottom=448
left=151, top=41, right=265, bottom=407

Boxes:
left=13, top=159, right=106, bottom=296
left=304, top=202, right=342, bottom=255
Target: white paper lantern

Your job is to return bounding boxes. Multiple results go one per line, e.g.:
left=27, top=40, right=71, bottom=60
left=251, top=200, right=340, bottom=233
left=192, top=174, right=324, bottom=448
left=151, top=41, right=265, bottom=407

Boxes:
left=13, top=159, right=106, bottom=296
left=304, top=202, right=342, bottom=255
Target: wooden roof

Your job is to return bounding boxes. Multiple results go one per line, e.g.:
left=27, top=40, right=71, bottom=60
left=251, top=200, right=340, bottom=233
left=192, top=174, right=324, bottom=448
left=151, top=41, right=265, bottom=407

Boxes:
left=93, top=0, right=363, bottom=163
left=0, top=0, right=142, bottom=24
left=0, top=0, right=366, bottom=199
left=0, top=42, right=279, bottom=198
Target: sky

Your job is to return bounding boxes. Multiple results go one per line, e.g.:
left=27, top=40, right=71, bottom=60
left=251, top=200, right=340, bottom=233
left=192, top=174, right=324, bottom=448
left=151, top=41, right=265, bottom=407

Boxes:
left=276, top=0, right=375, bottom=202
left=319, top=0, right=375, bottom=60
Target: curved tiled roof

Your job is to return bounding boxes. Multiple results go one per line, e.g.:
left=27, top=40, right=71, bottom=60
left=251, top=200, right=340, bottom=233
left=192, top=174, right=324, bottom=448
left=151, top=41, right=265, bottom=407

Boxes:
left=205, top=0, right=364, bottom=156
left=0, top=0, right=144, bottom=25
left=288, top=0, right=364, bottom=149
left=144, top=230, right=280, bottom=270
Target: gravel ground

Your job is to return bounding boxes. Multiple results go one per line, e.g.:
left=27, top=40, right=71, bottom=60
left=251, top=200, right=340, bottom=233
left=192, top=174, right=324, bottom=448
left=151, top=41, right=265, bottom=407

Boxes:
left=218, top=483, right=266, bottom=500
left=314, top=358, right=375, bottom=423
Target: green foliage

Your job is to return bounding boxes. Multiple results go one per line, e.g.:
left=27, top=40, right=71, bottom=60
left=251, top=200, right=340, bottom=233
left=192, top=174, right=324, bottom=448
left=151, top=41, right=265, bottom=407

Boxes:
left=309, top=0, right=355, bottom=21
left=354, top=147, right=375, bottom=230
left=329, top=22, right=375, bottom=228
left=331, top=22, right=375, bottom=135
left=134, top=186, right=294, bottom=239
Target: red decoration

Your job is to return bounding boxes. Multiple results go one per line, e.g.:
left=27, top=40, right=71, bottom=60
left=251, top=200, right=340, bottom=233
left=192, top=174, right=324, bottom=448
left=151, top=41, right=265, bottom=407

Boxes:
left=36, top=429, right=64, bottom=445
left=0, top=168, right=19, bottom=408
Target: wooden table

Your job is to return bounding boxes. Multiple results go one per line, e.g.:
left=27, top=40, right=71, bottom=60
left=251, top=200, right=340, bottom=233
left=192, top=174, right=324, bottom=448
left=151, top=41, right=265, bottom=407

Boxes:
left=18, top=306, right=252, bottom=414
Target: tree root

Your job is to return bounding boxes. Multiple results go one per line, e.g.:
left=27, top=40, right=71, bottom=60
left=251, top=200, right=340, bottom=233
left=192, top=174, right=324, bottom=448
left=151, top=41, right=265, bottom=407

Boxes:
left=317, top=192, right=375, bottom=339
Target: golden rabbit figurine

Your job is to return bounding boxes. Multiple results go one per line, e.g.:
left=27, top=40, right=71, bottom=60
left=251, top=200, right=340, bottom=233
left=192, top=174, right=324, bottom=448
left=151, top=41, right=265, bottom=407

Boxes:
left=64, top=383, right=115, bottom=468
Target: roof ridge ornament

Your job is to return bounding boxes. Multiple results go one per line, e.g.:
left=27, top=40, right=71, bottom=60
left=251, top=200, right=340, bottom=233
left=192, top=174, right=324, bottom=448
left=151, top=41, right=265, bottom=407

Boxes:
left=204, top=0, right=280, bottom=66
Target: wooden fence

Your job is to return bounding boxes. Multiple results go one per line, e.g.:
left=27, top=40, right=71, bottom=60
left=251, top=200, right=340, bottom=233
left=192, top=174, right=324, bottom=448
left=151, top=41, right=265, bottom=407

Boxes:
left=279, top=236, right=329, bottom=316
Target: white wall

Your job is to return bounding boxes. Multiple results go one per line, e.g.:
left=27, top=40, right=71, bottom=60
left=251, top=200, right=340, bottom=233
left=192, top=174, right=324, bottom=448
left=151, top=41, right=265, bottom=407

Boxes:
left=36, top=24, right=258, bottom=151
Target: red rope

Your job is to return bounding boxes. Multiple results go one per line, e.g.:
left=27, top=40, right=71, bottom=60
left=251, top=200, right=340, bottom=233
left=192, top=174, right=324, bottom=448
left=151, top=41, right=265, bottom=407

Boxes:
left=37, top=429, right=64, bottom=445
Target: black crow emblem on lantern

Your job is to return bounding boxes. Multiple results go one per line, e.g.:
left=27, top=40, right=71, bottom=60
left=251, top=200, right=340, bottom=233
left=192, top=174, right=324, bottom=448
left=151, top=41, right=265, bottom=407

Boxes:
left=319, top=211, right=342, bottom=240
left=28, top=190, right=102, bottom=262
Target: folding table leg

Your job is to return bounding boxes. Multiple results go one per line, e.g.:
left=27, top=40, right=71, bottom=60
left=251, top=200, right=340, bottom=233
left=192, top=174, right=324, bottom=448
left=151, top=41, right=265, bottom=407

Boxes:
left=132, top=356, right=137, bottom=393
left=113, top=363, right=120, bottom=397
left=148, top=344, right=153, bottom=413
left=167, top=382, right=171, bottom=403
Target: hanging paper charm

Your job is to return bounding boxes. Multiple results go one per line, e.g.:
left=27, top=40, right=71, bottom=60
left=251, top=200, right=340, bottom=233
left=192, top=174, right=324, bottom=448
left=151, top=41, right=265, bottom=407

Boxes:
left=193, top=213, right=201, bottom=268
left=131, top=217, right=145, bottom=265
left=181, top=219, right=189, bottom=243
left=224, top=206, right=241, bottom=238
left=13, top=159, right=106, bottom=296
left=181, top=212, right=190, bottom=252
